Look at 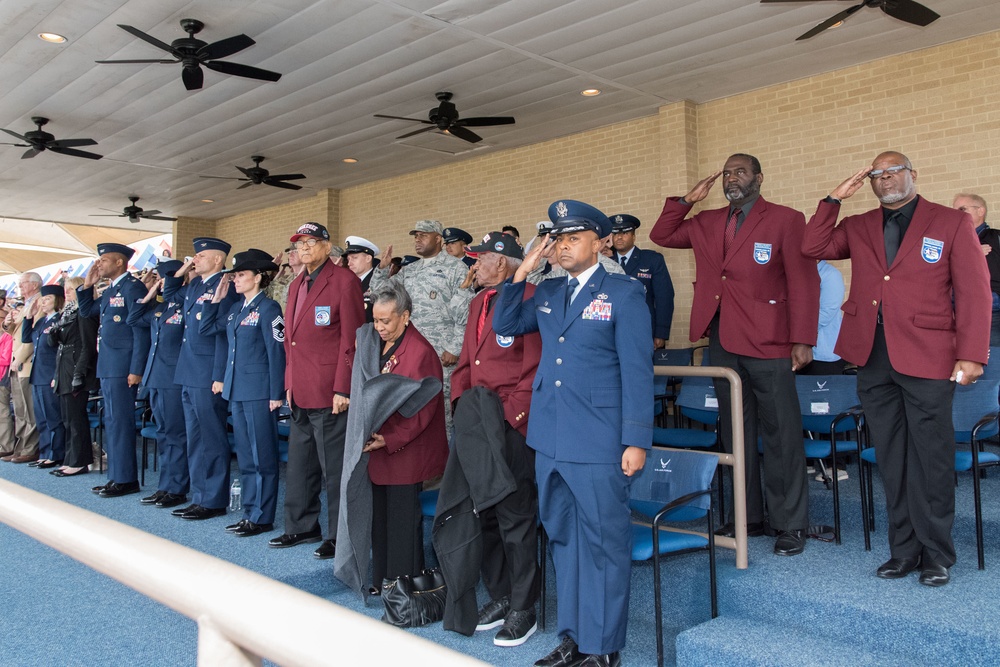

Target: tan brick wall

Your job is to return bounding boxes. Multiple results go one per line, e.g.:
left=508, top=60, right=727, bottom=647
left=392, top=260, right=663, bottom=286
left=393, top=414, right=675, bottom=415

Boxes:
left=213, top=191, right=333, bottom=259
left=172, top=217, right=216, bottom=259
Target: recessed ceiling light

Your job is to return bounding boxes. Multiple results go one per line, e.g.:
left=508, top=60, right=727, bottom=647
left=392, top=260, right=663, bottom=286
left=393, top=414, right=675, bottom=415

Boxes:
left=201, top=199, right=214, bottom=203
left=342, top=157, right=359, bottom=164
left=581, top=88, right=601, bottom=97
left=38, top=32, right=67, bottom=43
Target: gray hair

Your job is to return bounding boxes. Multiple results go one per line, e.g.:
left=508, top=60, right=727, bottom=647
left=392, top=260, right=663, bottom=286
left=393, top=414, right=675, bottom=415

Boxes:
left=372, top=280, right=412, bottom=316
left=21, top=272, right=42, bottom=284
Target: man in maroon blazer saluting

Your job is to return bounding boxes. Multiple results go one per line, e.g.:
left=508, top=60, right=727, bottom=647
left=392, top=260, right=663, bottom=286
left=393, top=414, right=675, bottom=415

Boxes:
left=802, top=151, right=991, bottom=586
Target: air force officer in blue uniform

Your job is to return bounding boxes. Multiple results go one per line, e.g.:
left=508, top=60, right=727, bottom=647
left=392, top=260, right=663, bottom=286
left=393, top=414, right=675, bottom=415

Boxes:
left=78, top=243, right=150, bottom=498
left=493, top=200, right=653, bottom=667
left=164, top=238, right=240, bottom=521
left=200, top=249, right=286, bottom=538
left=128, top=259, right=190, bottom=509
left=610, top=214, right=675, bottom=348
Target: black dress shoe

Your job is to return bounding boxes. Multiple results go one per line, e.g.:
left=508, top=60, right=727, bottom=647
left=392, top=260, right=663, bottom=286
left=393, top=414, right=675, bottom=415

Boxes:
left=37, top=460, right=63, bottom=469
left=268, top=529, right=322, bottom=549
left=714, top=521, right=766, bottom=538
left=535, top=635, right=582, bottom=667
left=155, top=493, right=188, bottom=509
left=28, top=460, right=42, bottom=468
left=171, top=504, right=200, bottom=517
left=918, top=562, right=950, bottom=587
left=140, top=490, right=168, bottom=505
left=181, top=506, right=227, bottom=521
left=774, top=529, right=806, bottom=556
left=226, top=520, right=249, bottom=532
left=234, top=522, right=274, bottom=537
left=99, top=481, right=141, bottom=498
left=577, top=653, right=621, bottom=667
left=876, top=556, right=921, bottom=579
left=313, top=539, right=336, bottom=560
left=368, top=586, right=381, bottom=597
left=92, top=481, right=112, bottom=493
left=52, top=466, right=90, bottom=477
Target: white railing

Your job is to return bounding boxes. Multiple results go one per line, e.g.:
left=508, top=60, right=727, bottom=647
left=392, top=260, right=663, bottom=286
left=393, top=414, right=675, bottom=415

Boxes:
left=0, top=479, right=485, bottom=667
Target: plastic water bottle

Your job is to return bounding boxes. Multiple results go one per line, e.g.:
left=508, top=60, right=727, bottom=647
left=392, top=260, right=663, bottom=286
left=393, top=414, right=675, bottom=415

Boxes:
left=229, top=477, right=242, bottom=512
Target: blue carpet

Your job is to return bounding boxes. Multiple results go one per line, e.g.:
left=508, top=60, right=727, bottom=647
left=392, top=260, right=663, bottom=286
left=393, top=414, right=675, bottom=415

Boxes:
left=2, top=446, right=999, bottom=666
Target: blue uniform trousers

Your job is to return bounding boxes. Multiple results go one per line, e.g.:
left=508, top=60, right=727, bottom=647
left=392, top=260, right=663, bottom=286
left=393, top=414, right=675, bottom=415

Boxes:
left=32, top=385, right=65, bottom=462
left=231, top=399, right=280, bottom=525
left=181, top=385, right=231, bottom=509
left=535, top=451, right=633, bottom=655
left=102, top=378, right=138, bottom=484
left=150, top=387, right=190, bottom=495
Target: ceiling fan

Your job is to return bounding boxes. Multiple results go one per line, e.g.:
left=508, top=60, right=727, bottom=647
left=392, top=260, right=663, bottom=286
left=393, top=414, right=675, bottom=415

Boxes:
left=202, top=155, right=306, bottom=190
left=95, top=18, right=282, bottom=90
left=761, top=0, right=940, bottom=41
left=374, top=92, right=515, bottom=144
left=90, top=196, right=177, bottom=223
left=0, top=117, right=103, bottom=160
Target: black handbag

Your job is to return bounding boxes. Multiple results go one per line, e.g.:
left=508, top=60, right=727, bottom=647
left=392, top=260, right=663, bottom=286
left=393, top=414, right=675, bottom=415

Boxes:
left=380, top=568, right=447, bottom=628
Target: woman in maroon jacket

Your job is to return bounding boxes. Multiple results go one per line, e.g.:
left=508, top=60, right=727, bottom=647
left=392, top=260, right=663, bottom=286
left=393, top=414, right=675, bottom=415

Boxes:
left=363, top=282, right=448, bottom=592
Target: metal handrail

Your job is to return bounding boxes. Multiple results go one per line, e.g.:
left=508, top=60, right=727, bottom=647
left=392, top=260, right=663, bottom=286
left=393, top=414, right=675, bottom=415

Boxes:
left=653, top=365, right=748, bottom=569
left=0, top=479, right=484, bottom=667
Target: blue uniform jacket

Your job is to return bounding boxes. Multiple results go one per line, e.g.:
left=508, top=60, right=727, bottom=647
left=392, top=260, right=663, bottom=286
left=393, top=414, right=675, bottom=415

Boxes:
left=23, top=313, right=59, bottom=387
left=128, top=295, right=185, bottom=390
left=200, top=293, right=285, bottom=403
left=164, top=273, right=239, bottom=387
left=617, top=248, right=675, bottom=340
left=492, top=264, right=654, bottom=463
left=77, top=274, right=151, bottom=378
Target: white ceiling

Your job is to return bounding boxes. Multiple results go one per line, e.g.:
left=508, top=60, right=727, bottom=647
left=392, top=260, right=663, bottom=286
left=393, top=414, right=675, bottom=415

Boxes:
left=0, top=0, right=997, bottom=238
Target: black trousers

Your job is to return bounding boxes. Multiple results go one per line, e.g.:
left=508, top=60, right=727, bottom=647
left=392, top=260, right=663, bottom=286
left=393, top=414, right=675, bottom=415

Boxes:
left=710, top=325, right=809, bottom=531
left=858, top=324, right=956, bottom=566
left=60, top=391, right=93, bottom=468
left=479, top=427, right=539, bottom=612
left=371, top=482, right=423, bottom=585
left=283, top=402, right=348, bottom=537
left=798, top=359, right=848, bottom=375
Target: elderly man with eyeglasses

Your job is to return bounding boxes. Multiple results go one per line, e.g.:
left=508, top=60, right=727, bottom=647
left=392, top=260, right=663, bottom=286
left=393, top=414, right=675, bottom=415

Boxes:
left=953, top=194, right=1000, bottom=346
left=803, top=151, right=992, bottom=587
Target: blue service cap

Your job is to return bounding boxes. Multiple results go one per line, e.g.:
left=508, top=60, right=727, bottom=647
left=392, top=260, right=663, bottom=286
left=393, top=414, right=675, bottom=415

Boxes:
left=400, top=255, right=420, bottom=267
left=192, top=237, right=232, bottom=255
left=547, top=200, right=611, bottom=238
left=96, top=242, right=136, bottom=260
left=155, top=259, right=183, bottom=276
left=609, top=213, right=640, bottom=233
left=40, top=284, right=63, bottom=298
left=442, top=227, right=473, bottom=245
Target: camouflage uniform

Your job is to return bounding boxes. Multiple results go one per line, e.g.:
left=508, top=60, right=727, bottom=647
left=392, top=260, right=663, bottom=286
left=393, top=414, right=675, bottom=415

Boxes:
left=527, top=252, right=624, bottom=285
left=266, top=270, right=297, bottom=312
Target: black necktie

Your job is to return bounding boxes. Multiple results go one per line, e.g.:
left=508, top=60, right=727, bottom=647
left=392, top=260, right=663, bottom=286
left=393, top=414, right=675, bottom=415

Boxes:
left=565, top=277, right=579, bottom=310
left=884, top=212, right=902, bottom=267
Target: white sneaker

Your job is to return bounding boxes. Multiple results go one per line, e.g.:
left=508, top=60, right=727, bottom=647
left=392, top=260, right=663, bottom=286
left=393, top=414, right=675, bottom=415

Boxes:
left=815, top=468, right=848, bottom=482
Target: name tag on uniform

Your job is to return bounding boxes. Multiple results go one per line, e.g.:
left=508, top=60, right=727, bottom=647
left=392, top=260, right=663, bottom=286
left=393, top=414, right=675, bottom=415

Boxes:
left=537, top=305, right=552, bottom=314
left=109, top=296, right=125, bottom=307
left=582, top=299, right=612, bottom=321
left=241, top=311, right=260, bottom=326
left=315, top=306, right=331, bottom=326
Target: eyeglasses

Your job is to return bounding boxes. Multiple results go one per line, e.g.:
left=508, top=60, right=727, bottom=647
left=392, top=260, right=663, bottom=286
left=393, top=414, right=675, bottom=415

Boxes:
left=868, top=165, right=910, bottom=180
left=292, top=238, right=321, bottom=249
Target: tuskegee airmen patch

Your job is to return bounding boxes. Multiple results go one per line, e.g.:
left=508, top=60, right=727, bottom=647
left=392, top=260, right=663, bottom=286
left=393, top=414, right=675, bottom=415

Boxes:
left=921, top=237, right=943, bottom=263
left=315, top=305, right=331, bottom=326
left=753, top=243, right=772, bottom=264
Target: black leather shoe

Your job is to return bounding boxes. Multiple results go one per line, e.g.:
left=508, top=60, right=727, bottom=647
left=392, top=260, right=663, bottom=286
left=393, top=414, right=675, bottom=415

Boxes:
left=368, top=586, right=381, bottom=597
left=494, top=608, right=537, bottom=647
left=28, top=460, right=42, bottom=468
left=37, top=460, right=64, bottom=469
left=52, top=466, right=89, bottom=477
left=876, top=556, right=921, bottom=579
left=313, top=539, right=336, bottom=559
left=476, top=596, right=511, bottom=632
left=918, top=562, right=950, bottom=587
left=774, top=529, right=806, bottom=556
left=577, top=653, right=621, bottom=667
left=155, top=493, right=188, bottom=509
left=99, top=481, right=141, bottom=498
left=234, top=521, right=273, bottom=537
left=181, top=506, right=227, bottom=521
left=226, top=520, right=249, bottom=532
left=715, top=521, right=766, bottom=538
left=268, top=529, right=322, bottom=549
left=140, top=490, right=168, bottom=505
left=171, top=504, right=199, bottom=517
left=92, top=481, right=112, bottom=493
left=535, top=636, right=582, bottom=667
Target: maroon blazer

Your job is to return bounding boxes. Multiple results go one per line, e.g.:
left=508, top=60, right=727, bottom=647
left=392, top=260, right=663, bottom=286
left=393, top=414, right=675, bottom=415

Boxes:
left=802, top=197, right=991, bottom=379
left=651, top=196, right=819, bottom=359
left=369, top=324, right=449, bottom=486
left=284, top=259, right=366, bottom=408
left=451, top=283, right=542, bottom=437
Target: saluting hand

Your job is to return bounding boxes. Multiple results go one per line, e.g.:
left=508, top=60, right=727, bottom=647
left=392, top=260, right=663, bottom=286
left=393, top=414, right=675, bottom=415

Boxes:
left=514, top=233, right=551, bottom=283
left=139, top=278, right=163, bottom=304
left=211, top=274, right=232, bottom=304
left=829, top=166, right=872, bottom=201
left=683, top=171, right=723, bottom=204
left=380, top=244, right=394, bottom=268
left=174, top=256, right=194, bottom=279
left=460, top=264, right=477, bottom=290
left=83, top=262, right=100, bottom=289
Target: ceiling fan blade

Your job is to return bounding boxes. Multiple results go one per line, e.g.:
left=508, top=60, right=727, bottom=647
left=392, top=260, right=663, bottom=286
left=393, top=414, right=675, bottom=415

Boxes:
left=204, top=60, right=281, bottom=82
left=117, top=24, right=178, bottom=56
left=198, top=34, right=255, bottom=61
left=796, top=3, right=864, bottom=40
left=0, top=142, right=30, bottom=147
left=95, top=58, right=178, bottom=64
left=445, top=125, right=483, bottom=143
left=456, top=117, right=515, bottom=127
left=89, top=214, right=125, bottom=217
left=237, top=181, right=255, bottom=189
left=49, top=138, right=98, bottom=149
left=236, top=166, right=253, bottom=177
left=48, top=146, right=104, bottom=160
left=882, top=0, right=940, bottom=26
left=395, top=126, right=437, bottom=140
left=267, top=174, right=306, bottom=181
left=182, top=65, right=204, bottom=90
left=141, top=209, right=163, bottom=216
left=374, top=114, right=433, bottom=124
left=200, top=174, right=244, bottom=181
left=1, top=128, right=30, bottom=142
left=21, top=148, right=41, bottom=159
left=142, top=215, right=177, bottom=221
left=264, top=179, right=303, bottom=191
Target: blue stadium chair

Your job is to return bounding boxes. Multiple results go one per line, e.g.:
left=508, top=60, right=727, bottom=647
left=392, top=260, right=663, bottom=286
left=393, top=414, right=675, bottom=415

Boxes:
left=629, top=448, right=719, bottom=667
left=87, top=395, right=104, bottom=474
left=653, top=347, right=695, bottom=426
left=795, top=375, right=864, bottom=545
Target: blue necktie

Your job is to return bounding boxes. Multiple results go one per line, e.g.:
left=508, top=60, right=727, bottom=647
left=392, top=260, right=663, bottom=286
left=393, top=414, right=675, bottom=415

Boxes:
left=565, top=277, right=579, bottom=310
